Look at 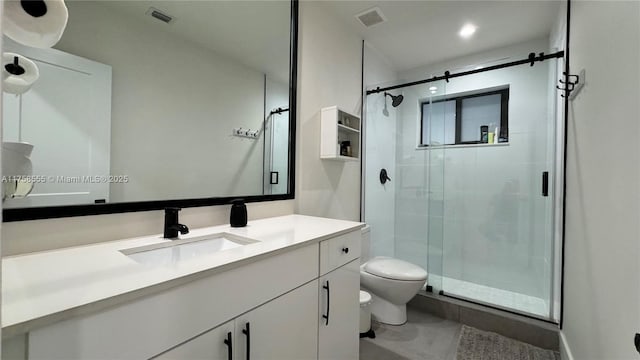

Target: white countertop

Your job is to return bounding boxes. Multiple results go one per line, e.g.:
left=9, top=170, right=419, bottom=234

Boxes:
left=2, top=214, right=364, bottom=337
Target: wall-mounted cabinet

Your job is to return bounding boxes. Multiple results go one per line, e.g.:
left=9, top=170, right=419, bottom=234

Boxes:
left=320, top=106, right=361, bottom=161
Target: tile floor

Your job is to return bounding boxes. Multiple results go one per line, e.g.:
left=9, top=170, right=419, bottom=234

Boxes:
left=359, top=308, right=462, bottom=360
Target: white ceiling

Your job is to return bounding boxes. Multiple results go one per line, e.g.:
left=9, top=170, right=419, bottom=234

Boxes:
left=98, top=1, right=291, bottom=83
left=320, top=0, right=562, bottom=72
left=91, top=1, right=560, bottom=79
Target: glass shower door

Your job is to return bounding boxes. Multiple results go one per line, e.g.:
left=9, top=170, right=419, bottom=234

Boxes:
left=431, top=60, right=557, bottom=321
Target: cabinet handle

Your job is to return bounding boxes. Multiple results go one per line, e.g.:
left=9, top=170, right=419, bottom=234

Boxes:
left=242, top=322, right=251, bottom=360
left=322, top=281, right=330, bottom=326
left=341, top=247, right=349, bottom=254
left=223, top=331, right=232, bottom=360
left=542, top=171, right=549, bottom=197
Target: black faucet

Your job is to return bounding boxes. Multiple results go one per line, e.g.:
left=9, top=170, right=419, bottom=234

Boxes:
left=164, top=207, right=189, bottom=239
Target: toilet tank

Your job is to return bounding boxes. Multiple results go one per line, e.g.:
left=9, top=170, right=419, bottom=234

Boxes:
left=361, top=225, right=371, bottom=264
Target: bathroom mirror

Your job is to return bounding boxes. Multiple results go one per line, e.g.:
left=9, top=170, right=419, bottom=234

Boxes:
left=2, top=0, right=297, bottom=220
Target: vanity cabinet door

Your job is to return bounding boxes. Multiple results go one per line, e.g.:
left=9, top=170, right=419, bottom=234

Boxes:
left=318, top=259, right=360, bottom=360
left=234, top=280, right=318, bottom=360
left=152, top=320, right=235, bottom=360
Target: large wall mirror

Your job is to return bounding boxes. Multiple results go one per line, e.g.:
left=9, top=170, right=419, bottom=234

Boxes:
left=2, top=0, right=298, bottom=221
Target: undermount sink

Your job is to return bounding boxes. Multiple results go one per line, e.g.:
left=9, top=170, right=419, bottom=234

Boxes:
left=121, top=233, right=258, bottom=266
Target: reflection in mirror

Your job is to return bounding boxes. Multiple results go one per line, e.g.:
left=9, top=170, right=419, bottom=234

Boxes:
left=2, top=1, right=292, bottom=209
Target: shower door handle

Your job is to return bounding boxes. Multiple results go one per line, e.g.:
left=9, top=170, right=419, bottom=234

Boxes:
left=542, top=171, right=549, bottom=197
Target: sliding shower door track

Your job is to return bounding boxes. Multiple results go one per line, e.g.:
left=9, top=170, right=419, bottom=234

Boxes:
left=436, top=290, right=559, bottom=325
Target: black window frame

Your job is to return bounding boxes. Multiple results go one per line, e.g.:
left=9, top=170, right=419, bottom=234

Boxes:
left=419, top=88, right=509, bottom=147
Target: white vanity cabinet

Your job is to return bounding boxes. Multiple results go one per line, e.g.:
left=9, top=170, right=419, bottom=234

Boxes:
left=318, top=260, right=360, bottom=360
left=318, top=231, right=361, bottom=360
left=4, top=218, right=363, bottom=360
left=27, top=244, right=319, bottom=360
left=234, top=280, right=319, bottom=360
left=154, top=280, right=318, bottom=360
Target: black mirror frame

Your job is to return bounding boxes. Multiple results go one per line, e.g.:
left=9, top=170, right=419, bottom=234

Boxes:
left=2, top=0, right=299, bottom=222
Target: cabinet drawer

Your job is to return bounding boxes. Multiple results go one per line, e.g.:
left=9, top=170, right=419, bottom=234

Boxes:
left=319, top=230, right=361, bottom=275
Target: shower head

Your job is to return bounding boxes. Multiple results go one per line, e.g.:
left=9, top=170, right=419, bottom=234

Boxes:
left=385, top=92, right=404, bottom=107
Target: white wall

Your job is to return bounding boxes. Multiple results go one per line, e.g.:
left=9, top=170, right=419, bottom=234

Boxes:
left=394, top=38, right=556, bottom=304
left=295, top=2, right=362, bottom=221
left=56, top=2, right=266, bottom=202
left=561, top=1, right=640, bottom=359
left=363, top=43, right=398, bottom=258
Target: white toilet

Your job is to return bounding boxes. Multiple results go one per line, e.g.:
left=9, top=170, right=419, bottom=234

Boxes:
left=360, top=226, right=428, bottom=325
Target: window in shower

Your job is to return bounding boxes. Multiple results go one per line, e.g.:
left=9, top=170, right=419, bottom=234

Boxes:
left=420, top=88, right=509, bottom=146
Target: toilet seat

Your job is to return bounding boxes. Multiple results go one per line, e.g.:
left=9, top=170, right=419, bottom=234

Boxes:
left=363, top=257, right=428, bottom=281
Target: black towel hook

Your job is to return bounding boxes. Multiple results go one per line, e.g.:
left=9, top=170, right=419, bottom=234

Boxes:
left=557, top=71, right=581, bottom=98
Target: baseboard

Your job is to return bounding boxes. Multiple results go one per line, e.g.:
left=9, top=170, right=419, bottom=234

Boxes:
left=559, top=331, right=575, bottom=360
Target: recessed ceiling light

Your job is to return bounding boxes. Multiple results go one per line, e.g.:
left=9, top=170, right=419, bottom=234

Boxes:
left=430, top=90, right=437, bottom=94
left=429, top=86, right=438, bottom=91
left=459, top=24, right=477, bottom=39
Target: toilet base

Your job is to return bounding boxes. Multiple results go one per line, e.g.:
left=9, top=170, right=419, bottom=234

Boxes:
left=369, top=292, right=407, bottom=325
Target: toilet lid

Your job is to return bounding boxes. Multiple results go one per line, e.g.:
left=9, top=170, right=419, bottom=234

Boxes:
left=364, top=257, right=428, bottom=281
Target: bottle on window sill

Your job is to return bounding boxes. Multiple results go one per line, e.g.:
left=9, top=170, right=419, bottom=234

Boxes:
left=480, top=125, right=489, bottom=143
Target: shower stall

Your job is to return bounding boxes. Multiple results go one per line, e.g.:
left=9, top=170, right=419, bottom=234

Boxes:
left=262, top=77, right=290, bottom=195
left=363, top=40, right=563, bottom=322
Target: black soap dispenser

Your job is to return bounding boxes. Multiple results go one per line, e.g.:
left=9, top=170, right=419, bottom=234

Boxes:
left=230, top=199, right=247, bottom=227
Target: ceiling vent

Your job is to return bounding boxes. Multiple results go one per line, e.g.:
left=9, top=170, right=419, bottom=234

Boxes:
left=145, top=7, right=175, bottom=24
left=355, top=7, right=387, bottom=28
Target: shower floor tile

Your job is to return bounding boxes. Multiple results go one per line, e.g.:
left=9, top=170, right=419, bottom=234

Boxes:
left=431, top=276, right=549, bottom=318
